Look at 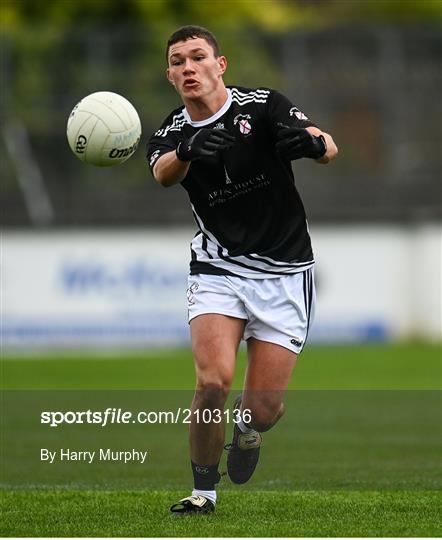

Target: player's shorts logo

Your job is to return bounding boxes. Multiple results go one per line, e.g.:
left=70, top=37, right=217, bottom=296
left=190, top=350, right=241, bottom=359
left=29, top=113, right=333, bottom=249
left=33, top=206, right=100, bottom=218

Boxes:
left=187, top=282, right=199, bottom=305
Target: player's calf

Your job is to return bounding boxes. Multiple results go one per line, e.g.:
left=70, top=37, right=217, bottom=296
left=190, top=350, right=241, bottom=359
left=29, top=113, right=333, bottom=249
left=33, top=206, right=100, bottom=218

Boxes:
left=245, top=400, right=285, bottom=433
left=241, top=389, right=286, bottom=432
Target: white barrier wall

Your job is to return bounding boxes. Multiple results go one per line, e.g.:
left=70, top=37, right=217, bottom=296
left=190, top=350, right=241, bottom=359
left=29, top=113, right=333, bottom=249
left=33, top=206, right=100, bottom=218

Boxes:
left=2, top=226, right=440, bottom=349
left=311, top=225, right=441, bottom=342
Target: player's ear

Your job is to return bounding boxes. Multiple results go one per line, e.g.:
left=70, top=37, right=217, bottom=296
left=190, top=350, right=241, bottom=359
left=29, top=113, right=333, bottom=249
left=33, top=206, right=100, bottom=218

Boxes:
left=166, top=68, right=175, bottom=86
left=217, top=55, right=227, bottom=76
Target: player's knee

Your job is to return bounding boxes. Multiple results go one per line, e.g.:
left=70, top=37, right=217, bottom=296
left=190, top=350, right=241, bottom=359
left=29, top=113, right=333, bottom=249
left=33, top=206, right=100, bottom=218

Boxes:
left=195, top=378, right=231, bottom=408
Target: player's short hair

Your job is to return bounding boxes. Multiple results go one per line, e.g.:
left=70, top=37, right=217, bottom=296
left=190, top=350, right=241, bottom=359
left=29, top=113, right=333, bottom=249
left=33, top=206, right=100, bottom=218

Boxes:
left=166, top=25, right=220, bottom=62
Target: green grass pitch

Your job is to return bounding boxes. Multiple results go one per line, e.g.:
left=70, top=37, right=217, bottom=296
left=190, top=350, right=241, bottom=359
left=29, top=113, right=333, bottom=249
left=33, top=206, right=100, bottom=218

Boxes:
left=1, top=343, right=441, bottom=537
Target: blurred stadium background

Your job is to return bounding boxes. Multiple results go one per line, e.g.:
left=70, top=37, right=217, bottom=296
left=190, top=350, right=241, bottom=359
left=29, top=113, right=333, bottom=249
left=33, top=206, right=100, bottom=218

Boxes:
left=1, top=0, right=441, bottom=351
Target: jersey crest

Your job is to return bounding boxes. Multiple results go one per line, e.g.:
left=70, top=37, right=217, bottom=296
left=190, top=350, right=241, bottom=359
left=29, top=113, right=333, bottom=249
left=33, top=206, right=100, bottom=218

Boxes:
left=234, top=114, right=252, bottom=136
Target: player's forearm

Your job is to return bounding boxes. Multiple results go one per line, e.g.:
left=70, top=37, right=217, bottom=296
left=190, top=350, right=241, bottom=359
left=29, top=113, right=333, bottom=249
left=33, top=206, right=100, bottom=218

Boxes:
left=305, top=127, right=338, bottom=164
left=153, top=151, right=190, bottom=187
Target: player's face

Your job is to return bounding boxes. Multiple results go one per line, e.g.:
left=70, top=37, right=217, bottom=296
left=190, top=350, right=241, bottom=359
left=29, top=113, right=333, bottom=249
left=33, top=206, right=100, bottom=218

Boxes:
left=167, top=38, right=227, bottom=101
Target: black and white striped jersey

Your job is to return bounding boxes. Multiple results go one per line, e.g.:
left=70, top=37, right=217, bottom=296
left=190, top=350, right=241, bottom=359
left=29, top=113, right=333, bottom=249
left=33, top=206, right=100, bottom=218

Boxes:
left=147, top=86, right=317, bottom=279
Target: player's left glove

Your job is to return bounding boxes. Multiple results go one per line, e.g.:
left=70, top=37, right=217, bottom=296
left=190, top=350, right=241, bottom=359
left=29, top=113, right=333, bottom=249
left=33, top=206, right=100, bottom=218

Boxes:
left=275, top=123, right=327, bottom=161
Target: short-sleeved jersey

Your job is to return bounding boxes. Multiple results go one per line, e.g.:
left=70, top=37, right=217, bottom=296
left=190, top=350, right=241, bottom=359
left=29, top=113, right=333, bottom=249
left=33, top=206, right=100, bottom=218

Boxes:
left=147, top=86, right=317, bottom=279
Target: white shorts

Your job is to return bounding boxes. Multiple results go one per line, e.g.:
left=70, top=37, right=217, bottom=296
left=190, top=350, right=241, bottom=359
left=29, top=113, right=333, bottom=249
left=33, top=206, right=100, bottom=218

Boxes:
left=187, top=269, right=315, bottom=354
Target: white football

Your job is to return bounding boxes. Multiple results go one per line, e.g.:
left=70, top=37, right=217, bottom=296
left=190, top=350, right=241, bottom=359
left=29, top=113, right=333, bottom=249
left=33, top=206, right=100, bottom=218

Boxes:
left=66, top=91, right=141, bottom=167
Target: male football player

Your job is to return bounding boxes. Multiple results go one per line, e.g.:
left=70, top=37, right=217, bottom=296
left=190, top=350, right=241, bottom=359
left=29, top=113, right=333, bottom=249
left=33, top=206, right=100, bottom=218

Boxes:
left=147, top=25, right=338, bottom=514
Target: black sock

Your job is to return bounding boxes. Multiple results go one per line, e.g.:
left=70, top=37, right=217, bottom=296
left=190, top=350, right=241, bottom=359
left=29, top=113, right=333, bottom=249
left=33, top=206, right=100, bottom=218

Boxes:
left=191, top=461, right=221, bottom=490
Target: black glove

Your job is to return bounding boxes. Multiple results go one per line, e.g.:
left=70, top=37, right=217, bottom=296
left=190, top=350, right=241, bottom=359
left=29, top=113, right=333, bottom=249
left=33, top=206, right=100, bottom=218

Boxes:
left=275, top=123, right=327, bottom=161
left=176, top=128, right=235, bottom=162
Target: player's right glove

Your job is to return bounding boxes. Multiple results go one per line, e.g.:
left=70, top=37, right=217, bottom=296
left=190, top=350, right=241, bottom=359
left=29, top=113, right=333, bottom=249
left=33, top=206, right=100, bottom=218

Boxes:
left=176, top=128, right=235, bottom=162
left=275, top=123, right=327, bottom=161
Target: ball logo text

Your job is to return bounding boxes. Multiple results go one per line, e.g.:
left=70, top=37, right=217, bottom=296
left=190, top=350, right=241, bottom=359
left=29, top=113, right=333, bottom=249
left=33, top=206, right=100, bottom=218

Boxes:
left=75, top=135, right=87, bottom=154
left=109, top=137, right=140, bottom=159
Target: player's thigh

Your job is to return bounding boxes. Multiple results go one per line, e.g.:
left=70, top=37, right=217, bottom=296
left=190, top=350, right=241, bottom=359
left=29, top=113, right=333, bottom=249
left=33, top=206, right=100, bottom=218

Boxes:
left=245, top=338, right=297, bottom=390
left=191, top=313, right=245, bottom=391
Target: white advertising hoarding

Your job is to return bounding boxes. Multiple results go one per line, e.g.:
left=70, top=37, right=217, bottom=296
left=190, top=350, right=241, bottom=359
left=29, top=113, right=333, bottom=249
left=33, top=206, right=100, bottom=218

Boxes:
left=2, top=230, right=191, bottom=348
left=2, top=226, right=440, bottom=349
